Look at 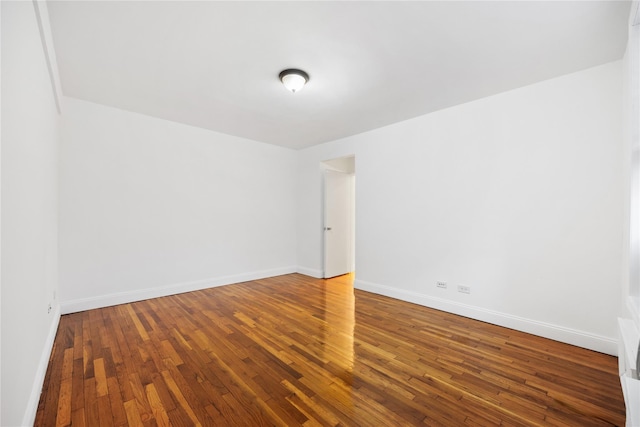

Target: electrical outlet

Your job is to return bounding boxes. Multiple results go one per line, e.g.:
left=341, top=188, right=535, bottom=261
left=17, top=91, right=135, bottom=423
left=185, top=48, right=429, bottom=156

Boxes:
left=47, top=303, right=52, bottom=314
left=458, top=285, right=471, bottom=294
left=436, top=281, right=447, bottom=289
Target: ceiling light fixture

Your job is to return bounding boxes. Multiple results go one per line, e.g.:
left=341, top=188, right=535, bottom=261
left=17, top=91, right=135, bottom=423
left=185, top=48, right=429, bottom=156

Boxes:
left=279, top=69, right=309, bottom=93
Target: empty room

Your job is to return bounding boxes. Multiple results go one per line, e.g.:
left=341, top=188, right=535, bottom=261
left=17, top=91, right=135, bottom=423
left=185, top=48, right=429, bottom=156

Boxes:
left=3, top=0, right=640, bottom=426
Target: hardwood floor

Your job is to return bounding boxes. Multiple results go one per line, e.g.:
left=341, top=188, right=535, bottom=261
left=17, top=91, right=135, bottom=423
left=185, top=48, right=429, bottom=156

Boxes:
left=35, top=273, right=625, bottom=426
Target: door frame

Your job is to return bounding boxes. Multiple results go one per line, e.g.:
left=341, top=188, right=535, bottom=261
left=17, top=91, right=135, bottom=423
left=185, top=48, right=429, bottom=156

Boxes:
left=321, top=156, right=355, bottom=278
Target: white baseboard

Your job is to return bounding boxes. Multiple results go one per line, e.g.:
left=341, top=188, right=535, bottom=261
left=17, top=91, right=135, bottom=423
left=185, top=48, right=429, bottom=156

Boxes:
left=355, top=278, right=617, bottom=355
left=23, top=305, right=62, bottom=427
left=60, top=266, right=297, bottom=314
left=296, top=266, right=323, bottom=278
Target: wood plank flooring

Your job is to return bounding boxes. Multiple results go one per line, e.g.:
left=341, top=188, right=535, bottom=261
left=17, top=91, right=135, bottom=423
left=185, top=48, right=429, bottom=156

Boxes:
left=35, top=273, right=625, bottom=426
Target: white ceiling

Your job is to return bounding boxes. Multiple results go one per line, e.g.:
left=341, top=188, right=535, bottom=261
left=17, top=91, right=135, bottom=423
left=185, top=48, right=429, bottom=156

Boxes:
left=47, top=1, right=631, bottom=150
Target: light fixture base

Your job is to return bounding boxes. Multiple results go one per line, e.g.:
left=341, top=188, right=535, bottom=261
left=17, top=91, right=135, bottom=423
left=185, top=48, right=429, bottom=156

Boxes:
left=279, top=69, right=309, bottom=93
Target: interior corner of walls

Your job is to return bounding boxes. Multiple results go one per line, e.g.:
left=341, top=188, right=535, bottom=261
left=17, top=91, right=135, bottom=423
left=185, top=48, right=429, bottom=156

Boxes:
left=60, top=267, right=298, bottom=314
left=354, top=279, right=617, bottom=356
left=296, top=266, right=323, bottom=279
left=22, top=305, right=61, bottom=427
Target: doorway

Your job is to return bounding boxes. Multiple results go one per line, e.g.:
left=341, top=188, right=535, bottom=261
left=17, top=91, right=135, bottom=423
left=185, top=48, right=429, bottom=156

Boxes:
left=322, top=156, right=355, bottom=278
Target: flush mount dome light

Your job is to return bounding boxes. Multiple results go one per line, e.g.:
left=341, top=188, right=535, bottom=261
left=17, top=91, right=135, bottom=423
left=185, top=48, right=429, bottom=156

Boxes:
left=279, top=69, right=309, bottom=93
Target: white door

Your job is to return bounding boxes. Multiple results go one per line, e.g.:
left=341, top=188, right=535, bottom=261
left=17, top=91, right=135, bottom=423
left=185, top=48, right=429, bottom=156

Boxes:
left=324, top=169, right=352, bottom=278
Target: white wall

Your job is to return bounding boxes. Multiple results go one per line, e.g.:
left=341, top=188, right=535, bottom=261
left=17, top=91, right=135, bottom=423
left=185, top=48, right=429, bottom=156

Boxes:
left=59, top=98, right=297, bottom=312
left=1, top=2, right=61, bottom=425
left=298, top=61, right=624, bottom=354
